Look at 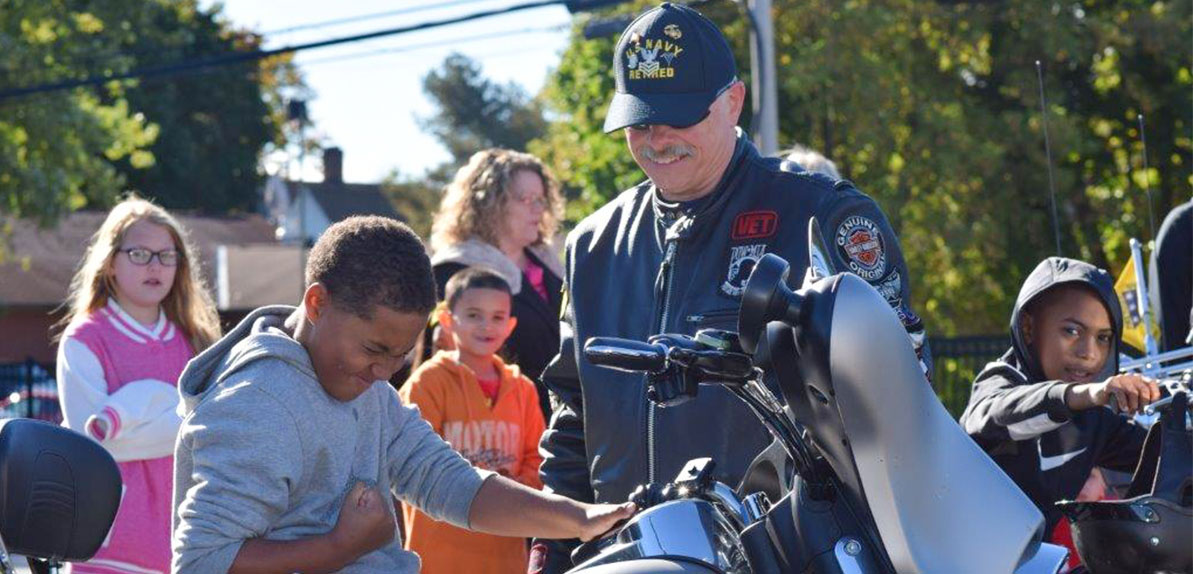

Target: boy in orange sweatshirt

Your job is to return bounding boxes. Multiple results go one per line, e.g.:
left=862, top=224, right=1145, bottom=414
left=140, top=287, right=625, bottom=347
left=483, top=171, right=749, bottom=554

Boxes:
left=400, top=267, right=547, bottom=574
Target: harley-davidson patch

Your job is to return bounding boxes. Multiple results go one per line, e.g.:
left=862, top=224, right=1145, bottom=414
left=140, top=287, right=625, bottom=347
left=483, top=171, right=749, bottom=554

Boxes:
left=721, top=244, right=767, bottom=297
left=836, top=216, right=886, bottom=280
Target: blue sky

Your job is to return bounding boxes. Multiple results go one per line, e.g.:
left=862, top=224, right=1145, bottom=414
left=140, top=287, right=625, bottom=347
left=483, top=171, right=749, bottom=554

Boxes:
left=201, top=0, right=575, bottom=183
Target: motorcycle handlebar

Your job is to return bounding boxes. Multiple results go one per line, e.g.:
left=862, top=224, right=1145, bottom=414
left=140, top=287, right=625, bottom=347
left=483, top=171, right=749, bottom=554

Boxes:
left=585, top=338, right=669, bottom=373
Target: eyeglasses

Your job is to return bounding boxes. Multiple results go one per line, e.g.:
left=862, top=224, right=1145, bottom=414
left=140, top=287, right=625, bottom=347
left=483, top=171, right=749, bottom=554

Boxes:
left=509, top=192, right=548, bottom=210
left=118, top=248, right=180, bottom=267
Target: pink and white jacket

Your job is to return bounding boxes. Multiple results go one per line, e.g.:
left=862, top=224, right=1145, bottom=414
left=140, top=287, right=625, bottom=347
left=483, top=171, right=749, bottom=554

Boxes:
left=57, top=300, right=195, bottom=574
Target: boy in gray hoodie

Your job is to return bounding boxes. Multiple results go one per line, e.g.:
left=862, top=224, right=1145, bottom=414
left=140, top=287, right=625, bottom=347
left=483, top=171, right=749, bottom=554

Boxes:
left=172, top=216, right=633, bottom=574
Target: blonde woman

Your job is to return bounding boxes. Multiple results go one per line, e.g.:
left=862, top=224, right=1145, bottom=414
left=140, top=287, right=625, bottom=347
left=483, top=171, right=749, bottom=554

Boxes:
left=429, top=149, right=565, bottom=420
left=55, top=196, right=219, bottom=574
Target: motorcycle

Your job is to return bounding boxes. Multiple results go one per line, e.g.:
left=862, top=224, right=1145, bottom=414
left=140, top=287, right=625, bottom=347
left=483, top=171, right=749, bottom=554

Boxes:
left=1057, top=371, right=1192, bottom=574
left=0, top=418, right=122, bottom=574
left=563, top=220, right=1072, bottom=574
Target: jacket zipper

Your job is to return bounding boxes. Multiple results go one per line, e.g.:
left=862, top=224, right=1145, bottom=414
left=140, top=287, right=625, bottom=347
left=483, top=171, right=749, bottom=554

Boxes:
left=648, top=218, right=686, bottom=484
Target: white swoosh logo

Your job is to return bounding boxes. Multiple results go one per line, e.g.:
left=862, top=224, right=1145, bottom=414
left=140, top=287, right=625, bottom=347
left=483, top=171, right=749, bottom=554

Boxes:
left=1038, top=445, right=1087, bottom=472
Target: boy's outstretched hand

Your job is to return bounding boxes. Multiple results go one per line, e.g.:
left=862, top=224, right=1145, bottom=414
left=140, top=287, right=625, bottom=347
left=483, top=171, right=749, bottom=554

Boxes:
left=1066, top=374, right=1161, bottom=414
left=331, top=482, right=396, bottom=559
left=577, top=501, right=637, bottom=542
left=468, top=475, right=637, bottom=542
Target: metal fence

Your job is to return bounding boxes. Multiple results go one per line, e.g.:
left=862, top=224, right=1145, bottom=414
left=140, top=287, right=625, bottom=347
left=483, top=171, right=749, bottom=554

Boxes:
left=929, top=335, right=1010, bottom=417
left=0, top=359, right=61, bottom=423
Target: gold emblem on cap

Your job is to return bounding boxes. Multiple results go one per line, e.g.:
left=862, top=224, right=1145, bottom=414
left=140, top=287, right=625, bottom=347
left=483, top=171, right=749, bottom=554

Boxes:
left=663, top=24, right=682, bottom=40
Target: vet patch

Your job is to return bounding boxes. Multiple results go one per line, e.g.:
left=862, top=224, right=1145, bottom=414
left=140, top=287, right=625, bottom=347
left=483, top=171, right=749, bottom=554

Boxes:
left=731, top=210, right=778, bottom=240
left=721, top=244, right=767, bottom=297
left=836, top=216, right=886, bottom=280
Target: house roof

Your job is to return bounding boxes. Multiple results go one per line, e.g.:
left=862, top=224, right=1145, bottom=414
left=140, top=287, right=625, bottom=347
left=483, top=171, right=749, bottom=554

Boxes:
left=0, top=211, right=280, bottom=308
left=286, top=181, right=403, bottom=223
left=216, top=244, right=306, bottom=310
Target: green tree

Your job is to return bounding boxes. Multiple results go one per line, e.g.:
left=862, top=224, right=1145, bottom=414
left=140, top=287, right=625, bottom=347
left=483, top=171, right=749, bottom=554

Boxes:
left=420, top=52, right=549, bottom=164
left=0, top=0, right=157, bottom=224
left=97, top=0, right=301, bottom=213
left=381, top=169, right=441, bottom=240
left=0, top=0, right=305, bottom=223
left=534, top=0, right=1192, bottom=336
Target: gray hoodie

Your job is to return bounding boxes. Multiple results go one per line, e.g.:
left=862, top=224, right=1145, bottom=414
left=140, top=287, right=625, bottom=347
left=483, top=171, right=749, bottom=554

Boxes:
left=172, top=306, right=492, bottom=573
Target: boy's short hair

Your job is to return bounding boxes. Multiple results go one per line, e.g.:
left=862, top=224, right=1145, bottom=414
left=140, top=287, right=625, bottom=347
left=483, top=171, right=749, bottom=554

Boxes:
left=443, top=268, right=512, bottom=312
left=305, top=216, right=436, bottom=317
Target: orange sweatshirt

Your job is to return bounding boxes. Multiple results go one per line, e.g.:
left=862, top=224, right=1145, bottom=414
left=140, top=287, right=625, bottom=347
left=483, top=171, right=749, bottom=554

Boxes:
left=399, top=351, right=546, bottom=574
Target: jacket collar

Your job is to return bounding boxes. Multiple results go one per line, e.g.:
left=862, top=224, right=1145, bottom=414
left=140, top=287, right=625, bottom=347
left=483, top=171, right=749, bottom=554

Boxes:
left=649, top=130, right=755, bottom=233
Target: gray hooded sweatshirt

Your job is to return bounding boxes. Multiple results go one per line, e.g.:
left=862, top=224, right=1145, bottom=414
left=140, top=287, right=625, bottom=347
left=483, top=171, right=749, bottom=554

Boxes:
left=172, top=306, right=492, bottom=573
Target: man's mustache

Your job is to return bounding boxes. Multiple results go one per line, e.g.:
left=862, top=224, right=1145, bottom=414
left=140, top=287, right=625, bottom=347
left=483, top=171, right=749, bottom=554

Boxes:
left=639, top=144, right=694, bottom=162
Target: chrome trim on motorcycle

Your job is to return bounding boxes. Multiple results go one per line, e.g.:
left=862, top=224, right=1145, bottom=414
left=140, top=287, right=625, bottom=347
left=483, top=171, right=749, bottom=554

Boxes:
left=833, top=538, right=866, bottom=574
left=742, top=492, right=771, bottom=524
left=708, top=481, right=751, bottom=528
left=0, top=534, right=13, bottom=574
left=1121, top=346, right=1193, bottom=372
left=570, top=499, right=750, bottom=574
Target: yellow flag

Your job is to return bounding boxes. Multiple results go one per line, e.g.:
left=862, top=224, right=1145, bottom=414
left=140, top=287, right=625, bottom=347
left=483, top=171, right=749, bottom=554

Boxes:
left=1114, top=253, right=1160, bottom=352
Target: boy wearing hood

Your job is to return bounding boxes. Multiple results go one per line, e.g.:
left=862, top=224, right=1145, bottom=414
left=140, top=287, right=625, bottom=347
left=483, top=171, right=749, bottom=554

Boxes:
left=960, top=256, right=1160, bottom=534
left=171, top=217, right=632, bottom=574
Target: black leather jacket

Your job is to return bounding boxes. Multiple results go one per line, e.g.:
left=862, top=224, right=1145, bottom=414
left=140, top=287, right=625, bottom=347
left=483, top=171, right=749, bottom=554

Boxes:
left=534, top=136, right=926, bottom=572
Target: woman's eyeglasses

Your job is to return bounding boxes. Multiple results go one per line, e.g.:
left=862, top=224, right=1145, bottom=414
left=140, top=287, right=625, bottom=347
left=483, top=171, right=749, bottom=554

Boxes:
left=510, top=193, right=547, bottom=210
left=118, top=248, right=180, bottom=267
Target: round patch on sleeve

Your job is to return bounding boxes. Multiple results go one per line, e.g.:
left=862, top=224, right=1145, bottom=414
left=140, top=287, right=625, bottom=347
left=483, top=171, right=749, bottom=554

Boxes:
left=835, top=216, right=886, bottom=280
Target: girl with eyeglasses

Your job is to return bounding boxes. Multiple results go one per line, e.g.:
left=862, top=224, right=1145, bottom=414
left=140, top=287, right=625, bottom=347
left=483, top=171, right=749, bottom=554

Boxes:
left=54, top=196, right=220, bottom=574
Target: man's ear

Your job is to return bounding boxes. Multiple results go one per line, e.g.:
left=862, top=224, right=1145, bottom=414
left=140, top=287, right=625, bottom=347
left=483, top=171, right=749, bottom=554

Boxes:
left=302, top=283, right=329, bottom=323
left=1020, top=312, right=1034, bottom=345
left=723, top=80, right=747, bottom=125
left=504, top=315, right=518, bottom=337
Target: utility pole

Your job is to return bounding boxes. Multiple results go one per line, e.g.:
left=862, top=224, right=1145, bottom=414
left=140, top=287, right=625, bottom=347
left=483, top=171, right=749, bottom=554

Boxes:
left=747, top=0, right=778, bottom=155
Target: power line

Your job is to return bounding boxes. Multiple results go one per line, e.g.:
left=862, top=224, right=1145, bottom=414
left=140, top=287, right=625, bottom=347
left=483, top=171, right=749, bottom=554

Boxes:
left=0, top=0, right=566, bottom=102
left=299, top=25, right=568, bottom=67
left=262, top=0, right=499, bottom=35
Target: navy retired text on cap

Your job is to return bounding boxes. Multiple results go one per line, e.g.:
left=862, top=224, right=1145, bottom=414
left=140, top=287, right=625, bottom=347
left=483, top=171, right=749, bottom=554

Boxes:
left=603, top=2, right=737, bottom=133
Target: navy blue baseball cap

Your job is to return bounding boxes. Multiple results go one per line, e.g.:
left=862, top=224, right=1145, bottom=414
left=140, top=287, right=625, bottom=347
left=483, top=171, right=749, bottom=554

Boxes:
left=603, top=3, right=737, bottom=133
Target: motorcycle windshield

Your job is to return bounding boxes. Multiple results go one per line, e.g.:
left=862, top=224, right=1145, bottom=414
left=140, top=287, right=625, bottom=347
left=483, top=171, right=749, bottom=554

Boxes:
left=827, top=274, right=1045, bottom=573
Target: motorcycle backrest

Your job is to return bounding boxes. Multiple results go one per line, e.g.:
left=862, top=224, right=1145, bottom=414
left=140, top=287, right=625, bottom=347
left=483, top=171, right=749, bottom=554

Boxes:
left=0, top=419, right=122, bottom=561
left=823, top=274, right=1045, bottom=573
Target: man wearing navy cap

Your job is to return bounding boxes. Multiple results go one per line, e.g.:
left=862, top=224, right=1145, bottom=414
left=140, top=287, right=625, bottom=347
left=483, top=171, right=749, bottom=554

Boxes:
left=532, top=4, right=929, bottom=571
